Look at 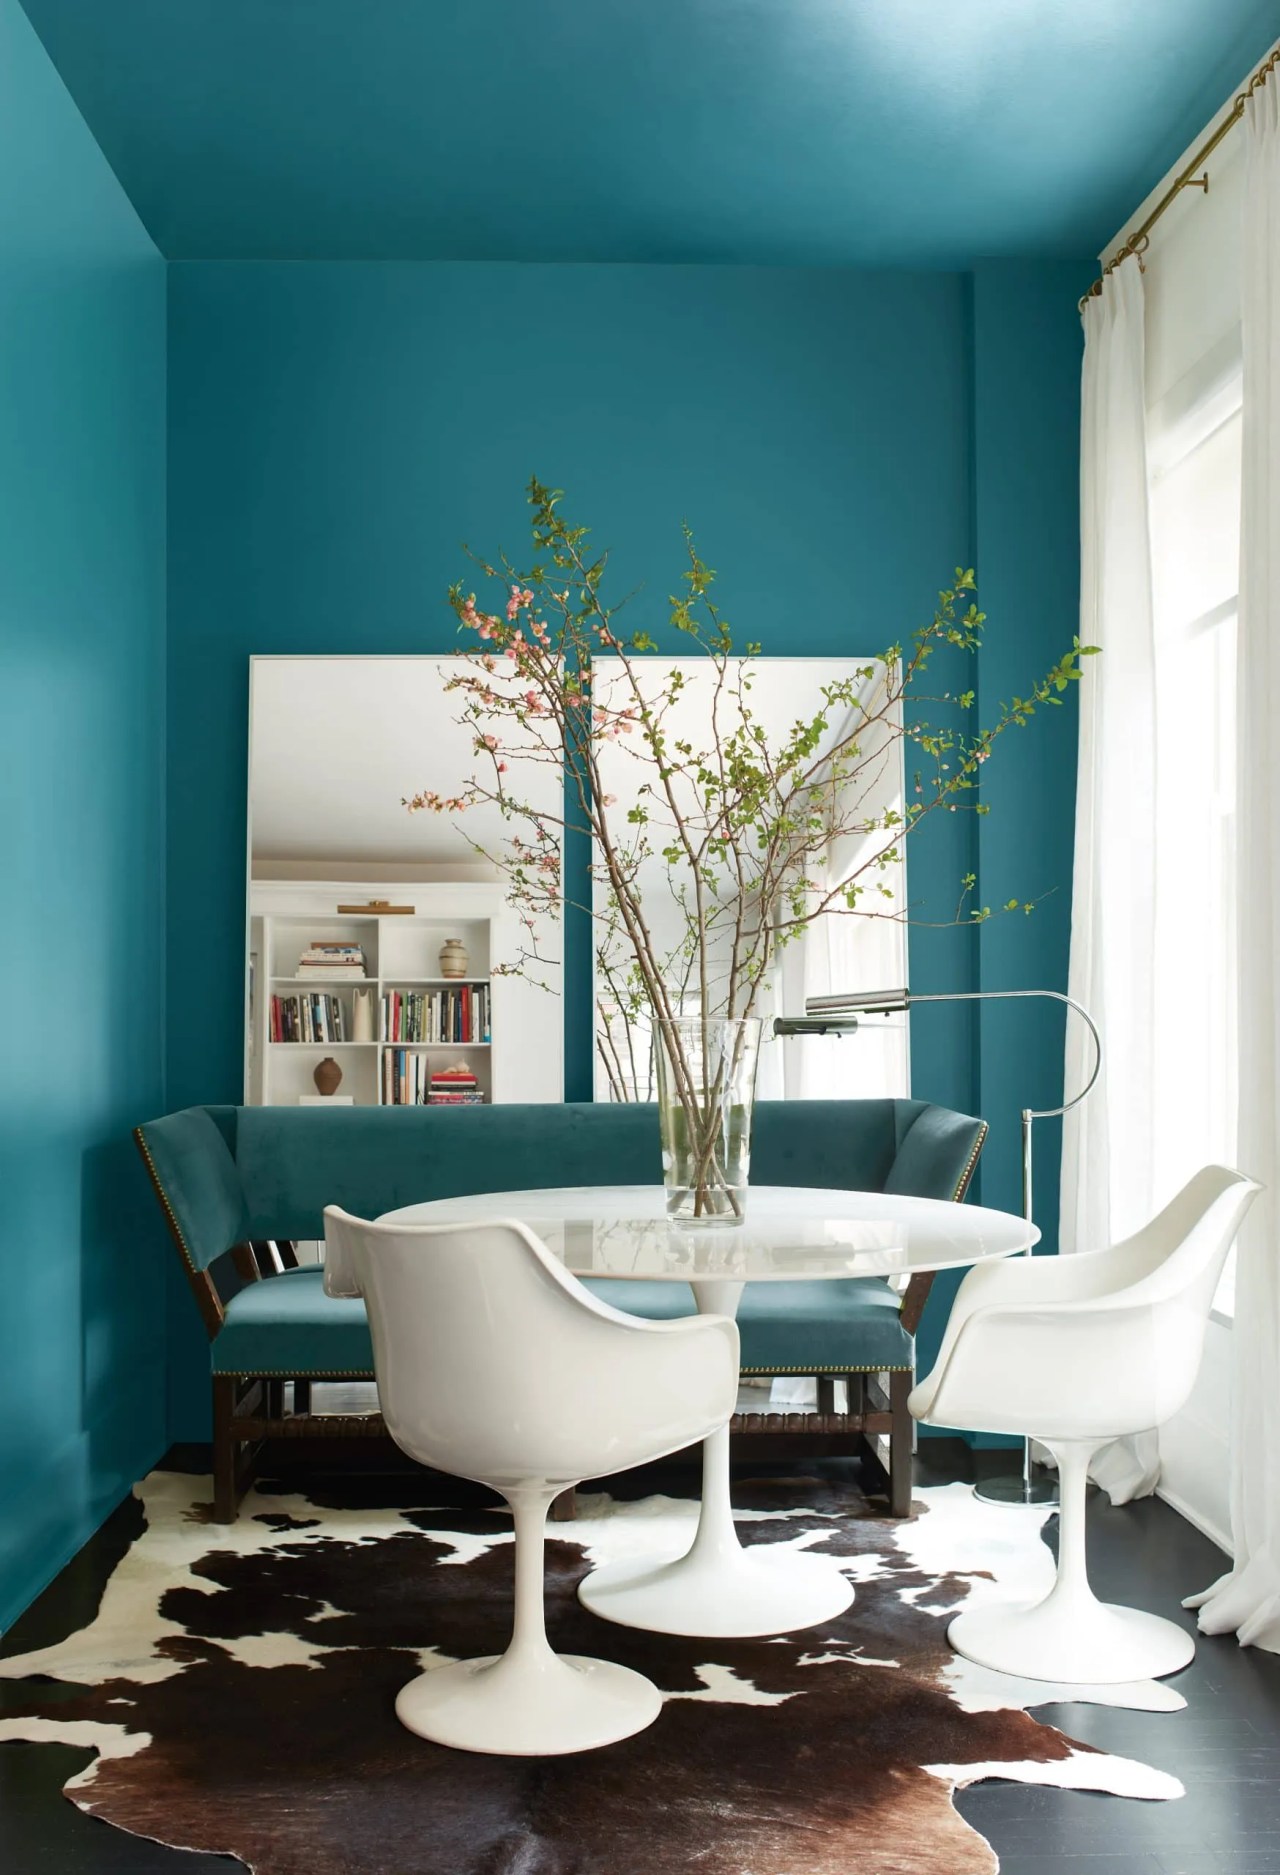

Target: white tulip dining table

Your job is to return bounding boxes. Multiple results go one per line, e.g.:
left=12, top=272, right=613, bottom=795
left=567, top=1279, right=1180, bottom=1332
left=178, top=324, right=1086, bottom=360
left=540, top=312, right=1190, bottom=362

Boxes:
left=377, top=1184, right=1038, bottom=1639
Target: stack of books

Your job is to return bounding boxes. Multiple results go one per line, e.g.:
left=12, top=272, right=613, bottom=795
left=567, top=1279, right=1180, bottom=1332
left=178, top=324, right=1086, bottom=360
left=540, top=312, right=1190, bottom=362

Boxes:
left=428, top=1066, right=483, bottom=1106
left=298, top=941, right=367, bottom=978
left=271, top=993, right=347, bottom=1043
left=381, top=1053, right=488, bottom=1105
left=381, top=985, right=489, bottom=1044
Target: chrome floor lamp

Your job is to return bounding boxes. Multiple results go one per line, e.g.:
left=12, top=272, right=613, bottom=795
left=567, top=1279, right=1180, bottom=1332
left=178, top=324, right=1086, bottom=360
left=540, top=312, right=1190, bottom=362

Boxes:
left=774, top=985, right=1102, bottom=1508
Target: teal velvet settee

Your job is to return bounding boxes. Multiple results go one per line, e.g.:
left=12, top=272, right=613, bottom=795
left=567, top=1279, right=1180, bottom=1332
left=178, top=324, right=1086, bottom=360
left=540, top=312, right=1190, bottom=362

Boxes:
left=136, top=1099, right=986, bottom=1520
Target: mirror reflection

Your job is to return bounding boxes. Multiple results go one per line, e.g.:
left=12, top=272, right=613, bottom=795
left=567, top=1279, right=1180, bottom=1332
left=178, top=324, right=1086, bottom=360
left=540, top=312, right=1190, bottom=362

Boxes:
left=591, top=656, right=909, bottom=1102
left=245, top=653, right=907, bottom=1110
left=245, top=656, right=564, bottom=1107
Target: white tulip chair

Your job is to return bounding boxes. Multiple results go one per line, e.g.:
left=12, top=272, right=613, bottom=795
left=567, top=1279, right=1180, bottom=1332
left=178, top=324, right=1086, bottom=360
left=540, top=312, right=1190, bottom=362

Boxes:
left=909, top=1166, right=1259, bottom=1684
left=323, top=1206, right=739, bottom=1755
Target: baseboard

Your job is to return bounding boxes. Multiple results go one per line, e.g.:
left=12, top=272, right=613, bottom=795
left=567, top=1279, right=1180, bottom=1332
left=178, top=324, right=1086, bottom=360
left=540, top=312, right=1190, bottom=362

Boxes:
left=0, top=1420, right=165, bottom=1636
left=917, top=1425, right=1021, bottom=1451
left=1155, top=1482, right=1232, bottom=1560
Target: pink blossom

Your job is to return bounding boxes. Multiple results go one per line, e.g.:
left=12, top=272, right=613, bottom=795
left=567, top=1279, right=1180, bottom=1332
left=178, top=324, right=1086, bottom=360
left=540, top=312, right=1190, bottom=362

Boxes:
left=481, top=733, right=499, bottom=751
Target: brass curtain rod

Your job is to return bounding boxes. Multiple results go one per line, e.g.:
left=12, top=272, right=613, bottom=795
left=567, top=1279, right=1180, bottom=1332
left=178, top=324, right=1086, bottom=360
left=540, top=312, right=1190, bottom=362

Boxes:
left=1080, top=43, right=1279, bottom=311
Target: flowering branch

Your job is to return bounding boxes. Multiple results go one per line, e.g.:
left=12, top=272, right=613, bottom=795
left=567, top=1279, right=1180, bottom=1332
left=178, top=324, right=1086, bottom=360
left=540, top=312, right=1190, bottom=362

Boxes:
left=407, top=478, right=1097, bottom=1165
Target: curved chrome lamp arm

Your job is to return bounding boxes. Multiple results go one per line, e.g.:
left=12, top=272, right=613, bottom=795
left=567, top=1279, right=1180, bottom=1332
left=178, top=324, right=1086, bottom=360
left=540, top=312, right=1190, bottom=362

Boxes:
left=906, top=989, right=1101, bottom=1123
left=898, top=989, right=1101, bottom=1225
left=777, top=984, right=1103, bottom=1511
left=781, top=986, right=1103, bottom=1224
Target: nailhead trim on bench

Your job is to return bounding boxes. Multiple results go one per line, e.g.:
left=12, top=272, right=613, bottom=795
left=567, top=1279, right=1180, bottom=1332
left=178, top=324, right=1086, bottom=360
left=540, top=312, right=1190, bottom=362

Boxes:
left=951, top=1122, right=988, bottom=1203
left=134, top=1128, right=199, bottom=1278
left=221, top=1363, right=913, bottom=1379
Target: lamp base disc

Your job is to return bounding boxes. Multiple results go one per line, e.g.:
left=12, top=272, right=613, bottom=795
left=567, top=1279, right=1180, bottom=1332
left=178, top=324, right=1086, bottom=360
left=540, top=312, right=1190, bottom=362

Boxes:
left=974, top=1472, right=1059, bottom=1508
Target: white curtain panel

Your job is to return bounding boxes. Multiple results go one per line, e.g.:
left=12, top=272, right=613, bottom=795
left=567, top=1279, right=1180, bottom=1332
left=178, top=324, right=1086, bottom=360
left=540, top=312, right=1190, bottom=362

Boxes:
left=1186, top=74, right=1280, bottom=1652
left=1061, top=256, right=1161, bottom=1502
left=765, top=886, right=828, bottom=1099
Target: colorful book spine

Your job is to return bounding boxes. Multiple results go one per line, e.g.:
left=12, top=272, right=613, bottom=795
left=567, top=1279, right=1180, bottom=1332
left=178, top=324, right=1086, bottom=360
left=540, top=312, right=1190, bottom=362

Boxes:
left=270, top=992, right=347, bottom=1043
left=379, top=983, right=488, bottom=1045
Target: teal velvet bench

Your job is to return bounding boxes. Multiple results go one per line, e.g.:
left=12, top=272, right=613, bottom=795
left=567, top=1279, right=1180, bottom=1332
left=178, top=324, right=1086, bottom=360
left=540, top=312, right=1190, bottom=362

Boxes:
left=135, top=1099, right=986, bottom=1520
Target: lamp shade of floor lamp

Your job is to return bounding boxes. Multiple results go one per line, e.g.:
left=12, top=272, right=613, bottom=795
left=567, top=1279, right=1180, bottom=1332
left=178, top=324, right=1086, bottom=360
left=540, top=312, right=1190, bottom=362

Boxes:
left=774, top=986, right=1103, bottom=1508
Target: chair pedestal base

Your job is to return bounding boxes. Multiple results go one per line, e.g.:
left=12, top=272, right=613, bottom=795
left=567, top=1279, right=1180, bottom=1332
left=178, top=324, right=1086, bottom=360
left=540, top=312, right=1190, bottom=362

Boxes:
left=395, top=1648, right=662, bottom=1755
left=948, top=1596, right=1196, bottom=1685
left=580, top=1540, right=854, bottom=1639
left=950, top=1438, right=1197, bottom=1684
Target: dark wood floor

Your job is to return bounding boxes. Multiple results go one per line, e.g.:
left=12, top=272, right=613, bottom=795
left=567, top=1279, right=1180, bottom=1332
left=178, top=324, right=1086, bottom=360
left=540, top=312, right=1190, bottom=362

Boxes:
left=923, top=1446, right=1280, bottom=1875
left=2, top=1442, right=1278, bottom=1875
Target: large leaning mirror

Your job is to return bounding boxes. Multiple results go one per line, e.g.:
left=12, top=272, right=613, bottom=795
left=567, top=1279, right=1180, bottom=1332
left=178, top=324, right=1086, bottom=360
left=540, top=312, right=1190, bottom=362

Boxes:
left=591, top=656, right=909, bottom=1102
left=245, top=656, right=564, bottom=1107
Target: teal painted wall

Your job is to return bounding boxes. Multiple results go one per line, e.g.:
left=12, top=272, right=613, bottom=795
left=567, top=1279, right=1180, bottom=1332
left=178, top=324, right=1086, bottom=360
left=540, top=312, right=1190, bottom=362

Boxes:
left=0, top=0, right=167, bottom=1629
left=972, top=260, right=1090, bottom=1248
left=166, top=258, right=1084, bottom=1437
left=909, top=260, right=1090, bottom=1432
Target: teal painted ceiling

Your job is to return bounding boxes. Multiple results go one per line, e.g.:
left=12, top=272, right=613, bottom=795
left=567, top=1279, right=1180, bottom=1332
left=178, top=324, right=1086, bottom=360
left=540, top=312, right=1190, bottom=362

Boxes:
left=18, top=0, right=1280, bottom=263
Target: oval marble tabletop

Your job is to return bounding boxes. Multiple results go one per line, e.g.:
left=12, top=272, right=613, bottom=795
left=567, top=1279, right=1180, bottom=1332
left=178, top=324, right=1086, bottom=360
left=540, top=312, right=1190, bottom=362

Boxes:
left=377, top=1183, right=1040, bottom=1282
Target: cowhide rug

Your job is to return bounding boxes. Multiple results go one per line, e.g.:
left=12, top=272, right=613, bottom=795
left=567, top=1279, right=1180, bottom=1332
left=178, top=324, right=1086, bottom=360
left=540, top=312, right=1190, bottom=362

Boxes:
left=0, top=1471, right=1187, bottom=1874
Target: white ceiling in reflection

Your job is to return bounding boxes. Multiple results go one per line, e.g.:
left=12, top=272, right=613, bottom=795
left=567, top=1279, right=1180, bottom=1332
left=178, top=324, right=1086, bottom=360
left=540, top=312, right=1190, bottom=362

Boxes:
left=249, top=655, right=518, bottom=869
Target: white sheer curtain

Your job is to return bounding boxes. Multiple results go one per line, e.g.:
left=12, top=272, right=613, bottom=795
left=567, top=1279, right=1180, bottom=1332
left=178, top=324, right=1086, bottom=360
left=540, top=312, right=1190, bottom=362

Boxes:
left=764, top=883, right=909, bottom=1100
left=1187, top=73, right=1280, bottom=1652
left=1061, top=256, right=1161, bottom=1502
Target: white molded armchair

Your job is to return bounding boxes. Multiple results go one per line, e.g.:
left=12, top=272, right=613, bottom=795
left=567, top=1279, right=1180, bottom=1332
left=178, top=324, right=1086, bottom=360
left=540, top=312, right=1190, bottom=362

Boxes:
left=910, top=1165, right=1259, bottom=1683
left=324, top=1206, right=739, bottom=1755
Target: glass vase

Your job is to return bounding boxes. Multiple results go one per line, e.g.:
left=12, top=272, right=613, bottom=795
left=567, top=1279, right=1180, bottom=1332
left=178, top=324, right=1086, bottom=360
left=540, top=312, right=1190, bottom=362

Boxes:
left=654, top=1016, right=763, bottom=1225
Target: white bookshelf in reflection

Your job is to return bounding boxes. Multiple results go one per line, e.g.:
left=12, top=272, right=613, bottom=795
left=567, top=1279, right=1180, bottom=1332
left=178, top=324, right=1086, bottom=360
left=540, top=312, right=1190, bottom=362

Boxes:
left=245, top=880, right=562, bottom=1107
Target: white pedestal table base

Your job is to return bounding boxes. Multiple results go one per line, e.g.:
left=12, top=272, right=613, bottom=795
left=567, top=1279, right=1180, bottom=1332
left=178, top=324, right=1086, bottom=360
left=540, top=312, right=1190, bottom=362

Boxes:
left=579, top=1280, right=855, bottom=1638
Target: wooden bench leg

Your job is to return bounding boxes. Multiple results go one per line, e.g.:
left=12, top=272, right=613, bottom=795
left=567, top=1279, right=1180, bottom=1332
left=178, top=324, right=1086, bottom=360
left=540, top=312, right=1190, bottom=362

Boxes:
left=551, top=1487, right=578, bottom=1521
left=213, top=1376, right=266, bottom=1522
left=213, top=1375, right=239, bottom=1523
left=293, top=1379, right=312, bottom=1415
left=816, top=1375, right=836, bottom=1415
left=888, top=1370, right=914, bottom=1519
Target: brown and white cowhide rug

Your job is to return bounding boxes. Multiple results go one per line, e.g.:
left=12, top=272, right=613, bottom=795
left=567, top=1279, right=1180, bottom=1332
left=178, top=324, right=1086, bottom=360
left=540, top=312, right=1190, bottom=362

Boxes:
left=0, top=1472, right=1186, bottom=1874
